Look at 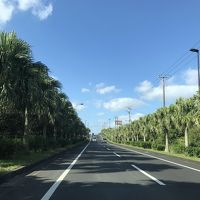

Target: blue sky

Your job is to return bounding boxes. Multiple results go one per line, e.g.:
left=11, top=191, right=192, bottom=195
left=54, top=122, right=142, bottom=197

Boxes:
left=1, top=0, right=200, bottom=133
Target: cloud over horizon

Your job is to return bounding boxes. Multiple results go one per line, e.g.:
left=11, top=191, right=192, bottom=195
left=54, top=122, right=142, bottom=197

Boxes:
left=96, top=83, right=120, bottom=95
left=103, top=97, right=143, bottom=111
left=136, top=68, right=198, bottom=102
left=0, top=0, right=53, bottom=26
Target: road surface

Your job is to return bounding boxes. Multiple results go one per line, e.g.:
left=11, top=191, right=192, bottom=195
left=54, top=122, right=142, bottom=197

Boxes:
left=0, top=139, right=200, bottom=200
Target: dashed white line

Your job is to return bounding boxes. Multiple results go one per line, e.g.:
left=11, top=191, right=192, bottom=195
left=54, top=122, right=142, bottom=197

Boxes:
left=131, top=164, right=165, bottom=186
left=113, top=152, right=121, bottom=158
left=41, top=142, right=90, bottom=200
left=112, top=144, right=200, bottom=173
left=27, top=171, right=40, bottom=177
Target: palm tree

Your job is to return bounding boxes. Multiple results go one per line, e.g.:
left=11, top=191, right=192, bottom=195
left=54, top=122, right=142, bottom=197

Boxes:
left=154, top=108, right=170, bottom=152
left=176, top=98, right=194, bottom=147
left=0, top=32, right=32, bottom=144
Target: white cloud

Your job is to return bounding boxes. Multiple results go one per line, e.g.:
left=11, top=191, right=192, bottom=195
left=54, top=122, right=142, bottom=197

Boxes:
left=135, top=80, right=153, bottom=93
left=0, top=0, right=53, bottom=25
left=118, top=113, right=144, bottom=124
left=0, top=0, right=14, bottom=25
left=136, top=68, right=198, bottom=102
left=183, top=68, right=197, bottom=85
left=33, top=3, right=53, bottom=20
left=81, top=88, right=90, bottom=93
left=103, top=98, right=143, bottom=111
left=96, top=83, right=120, bottom=95
left=132, top=113, right=145, bottom=120
left=140, top=84, right=197, bottom=101
left=72, top=103, right=85, bottom=111
left=17, top=0, right=39, bottom=10
left=18, top=0, right=53, bottom=20
left=97, top=85, right=120, bottom=94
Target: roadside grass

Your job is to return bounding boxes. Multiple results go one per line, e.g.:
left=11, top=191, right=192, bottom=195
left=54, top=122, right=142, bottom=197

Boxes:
left=108, top=141, right=200, bottom=162
left=0, top=143, right=83, bottom=175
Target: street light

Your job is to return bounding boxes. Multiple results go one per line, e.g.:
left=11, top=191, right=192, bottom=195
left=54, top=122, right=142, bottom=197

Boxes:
left=190, top=48, right=200, bottom=93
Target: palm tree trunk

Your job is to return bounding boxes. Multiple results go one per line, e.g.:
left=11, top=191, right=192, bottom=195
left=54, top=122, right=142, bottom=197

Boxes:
left=185, top=125, right=189, bottom=147
left=43, top=124, right=47, bottom=140
left=165, top=132, right=169, bottom=152
left=136, top=134, right=139, bottom=141
left=23, top=106, right=28, bottom=145
left=53, top=126, right=57, bottom=142
left=143, top=134, right=146, bottom=142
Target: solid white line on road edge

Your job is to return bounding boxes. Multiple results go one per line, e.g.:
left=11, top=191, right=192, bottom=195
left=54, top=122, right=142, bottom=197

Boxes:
left=131, top=164, right=165, bottom=186
left=41, top=143, right=90, bottom=200
left=113, top=152, right=121, bottom=158
left=113, top=144, right=200, bottom=173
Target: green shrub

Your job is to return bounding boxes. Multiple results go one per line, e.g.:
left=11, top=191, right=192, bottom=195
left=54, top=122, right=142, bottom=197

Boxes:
left=57, top=138, right=69, bottom=147
left=171, top=144, right=186, bottom=154
left=28, top=136, right=46, bottom=152
left=185, top=147, right=200, bottom=158
left=0, top=138, right=17, bottom=158
left=130, top=141, right=152, bottom=149
left=157, top=144, right=165, bottom=151
left=152, top=142, right=165, bottom=151
left=141, top=141, right=152, bottom=149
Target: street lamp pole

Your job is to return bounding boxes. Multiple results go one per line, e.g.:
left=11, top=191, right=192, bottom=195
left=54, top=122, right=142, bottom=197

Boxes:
left=190, top=48, right=200, bottom=93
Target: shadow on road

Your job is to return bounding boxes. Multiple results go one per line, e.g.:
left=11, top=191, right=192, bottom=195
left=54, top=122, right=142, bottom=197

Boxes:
left=0, top=141, right=200, bottom=200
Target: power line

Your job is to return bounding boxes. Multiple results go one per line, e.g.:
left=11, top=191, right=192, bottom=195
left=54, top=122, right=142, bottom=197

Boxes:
left=151, top=39, right=200, bottom=87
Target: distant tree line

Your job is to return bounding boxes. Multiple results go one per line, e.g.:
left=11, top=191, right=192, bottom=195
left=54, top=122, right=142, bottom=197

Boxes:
left=101, top=94, right=200, bottom=158
left=0, top=32, right=89, bottom=158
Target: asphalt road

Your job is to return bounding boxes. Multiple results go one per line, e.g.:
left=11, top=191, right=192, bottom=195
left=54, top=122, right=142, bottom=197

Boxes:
left=0, top=139, right=200, bottom=200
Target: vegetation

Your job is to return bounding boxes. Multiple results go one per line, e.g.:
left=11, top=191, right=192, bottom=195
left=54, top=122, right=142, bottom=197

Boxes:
left=101, top=94, right=200, bottom=158
left=0, top=142, right=82, bottom=175
left=0, top=32, right=89, bottom=160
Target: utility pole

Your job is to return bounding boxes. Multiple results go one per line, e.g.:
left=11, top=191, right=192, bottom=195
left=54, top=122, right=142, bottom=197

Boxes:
left=159, top=75, right=169, bottom=107
left=115, top=117, right=117, bottom=128
left=159, top=75, right=169, bottom=153
left=127, top=107, right=131, bottom=124
left=127, top=107, right=132, bottom=143
left=114, top=117, right=118, bottom=142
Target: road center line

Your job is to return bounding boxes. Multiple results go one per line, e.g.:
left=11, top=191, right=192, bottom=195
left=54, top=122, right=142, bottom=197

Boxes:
left=113, top=152, right=121, bottom=157
left=113, top=145, right=200, bottom=173
left=41, top=143, right=90, bottom=200
left=131, top=164, right=165, bottom=186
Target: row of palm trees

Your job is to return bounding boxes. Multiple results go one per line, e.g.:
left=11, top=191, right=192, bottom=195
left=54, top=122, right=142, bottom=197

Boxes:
left=101, top=94, right=200, bottom=152
left=0, top=32, right=89, bottom=150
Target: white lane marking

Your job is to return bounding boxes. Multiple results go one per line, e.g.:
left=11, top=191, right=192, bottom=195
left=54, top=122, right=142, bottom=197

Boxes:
left=107, top=148, right=110, bottom=150
left=131, top=164, right=165, bottom=186
left=112, top=144, right=200, bottom=173
left=113, top=152, right=121, bottom=158
left=29, top=171, right=40, bottom=176
left=41, top=143, right=90, bottom=200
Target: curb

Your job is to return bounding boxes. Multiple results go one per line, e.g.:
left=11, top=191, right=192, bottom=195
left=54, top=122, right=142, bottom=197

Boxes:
left=0, top=142, right=86, bottom=185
